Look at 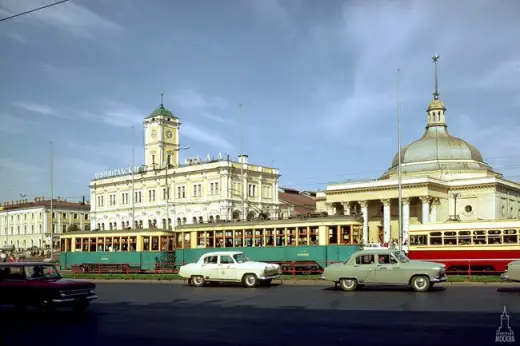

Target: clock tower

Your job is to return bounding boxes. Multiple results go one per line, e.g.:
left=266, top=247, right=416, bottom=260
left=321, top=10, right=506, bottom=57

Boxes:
left=143, top=97, right=181, bottom=169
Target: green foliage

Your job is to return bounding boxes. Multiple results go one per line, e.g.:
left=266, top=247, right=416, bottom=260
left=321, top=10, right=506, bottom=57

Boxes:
left=67, top=224, right=81, bottom=233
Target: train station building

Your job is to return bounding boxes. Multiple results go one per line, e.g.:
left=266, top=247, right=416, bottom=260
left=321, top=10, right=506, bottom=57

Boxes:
left=316, top=58, right=520, bottom=244
left=89, top=102, right=281, bottom=232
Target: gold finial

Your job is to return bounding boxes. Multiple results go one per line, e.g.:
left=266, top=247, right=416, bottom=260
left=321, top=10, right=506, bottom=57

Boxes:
left=160, top=92, right=164, bottom=106
left=432, top=54, right=440, bottom=100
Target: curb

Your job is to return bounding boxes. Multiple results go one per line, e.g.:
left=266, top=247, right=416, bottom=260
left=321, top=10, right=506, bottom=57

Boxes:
left=86, top=279, right=508, bottom=286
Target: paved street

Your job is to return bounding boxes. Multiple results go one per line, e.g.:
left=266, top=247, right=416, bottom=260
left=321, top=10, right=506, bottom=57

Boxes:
left=1, top=282, right=519, bottom=345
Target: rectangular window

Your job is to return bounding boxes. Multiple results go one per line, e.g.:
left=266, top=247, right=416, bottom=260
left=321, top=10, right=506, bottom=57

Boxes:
left=248, top=184, right=257, bottom=197
left=177, top=186, right=186, bottom=199
left=149, top=189, right=156, bottom=202
left=193, top=184, right=202, bottom=197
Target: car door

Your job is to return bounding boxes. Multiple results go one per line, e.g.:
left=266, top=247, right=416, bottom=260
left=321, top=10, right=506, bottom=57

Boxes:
left=375, top=253, right=402, bottom=284
left=0, top=267, right=27, bottom=305
left=353, top=254, right=377, bottom=283
left=218, top=255, right=238, bottom=281
left=200, top=255, right=219, bottom=280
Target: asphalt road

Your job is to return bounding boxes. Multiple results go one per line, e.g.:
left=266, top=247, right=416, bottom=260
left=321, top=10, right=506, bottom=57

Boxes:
left=1, top=281, right=520, bottom=346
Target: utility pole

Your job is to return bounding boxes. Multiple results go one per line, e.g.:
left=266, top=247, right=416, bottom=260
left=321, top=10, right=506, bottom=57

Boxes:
left=397, top=68, right=403, bottom=252
left=239, top=104, right=246, bottom=221
left=50, top=141, right=54, bottom=259
left=131, top=125, right=135, bottom=229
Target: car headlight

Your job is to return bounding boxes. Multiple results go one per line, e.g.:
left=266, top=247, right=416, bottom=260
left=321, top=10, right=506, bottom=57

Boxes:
left=89, top=289, right=96, bottom=295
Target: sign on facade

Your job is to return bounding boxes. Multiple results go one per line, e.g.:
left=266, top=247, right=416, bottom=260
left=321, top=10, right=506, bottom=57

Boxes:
left=94, top=166, right=145, bottom=179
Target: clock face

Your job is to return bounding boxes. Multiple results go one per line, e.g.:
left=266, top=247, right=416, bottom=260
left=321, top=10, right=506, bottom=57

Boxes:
left=166, top=131, right=173, bottom=139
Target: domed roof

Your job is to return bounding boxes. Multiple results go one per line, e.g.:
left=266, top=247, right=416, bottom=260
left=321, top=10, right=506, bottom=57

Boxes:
left=145, top=104, right=178, bottom=120
left=381, top=54, right=495, bottom=178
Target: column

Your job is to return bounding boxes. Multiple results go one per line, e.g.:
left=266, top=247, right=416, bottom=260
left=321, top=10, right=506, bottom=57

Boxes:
left=381, top=199, right=391, bottom=243
left=402, top=198, right=410, bottom=244
left=325, top=203, right=333, bottom=216
left=342, top=202, right=351, bottom=216
left=359, top=201, right=368, bottom=242
left=430, top=198, right=439, bottom=223
left=420, top=196, right=430, bottom=224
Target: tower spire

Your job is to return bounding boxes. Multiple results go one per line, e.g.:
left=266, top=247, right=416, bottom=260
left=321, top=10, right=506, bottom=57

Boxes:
left=432, top=54, right=440, bottom=100
left=160, top=92, right=164, bottom=107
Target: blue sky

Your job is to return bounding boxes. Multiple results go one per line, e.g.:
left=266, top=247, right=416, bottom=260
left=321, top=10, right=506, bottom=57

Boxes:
left=1, top=0, right=519, bottom=203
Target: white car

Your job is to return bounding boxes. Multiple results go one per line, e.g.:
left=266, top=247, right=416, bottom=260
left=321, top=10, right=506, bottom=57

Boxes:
left=178, top=251, right=281, bottom=288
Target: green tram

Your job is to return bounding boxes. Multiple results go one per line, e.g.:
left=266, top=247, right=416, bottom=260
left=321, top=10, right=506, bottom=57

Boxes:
left=59, top=215, right=362, bottom=273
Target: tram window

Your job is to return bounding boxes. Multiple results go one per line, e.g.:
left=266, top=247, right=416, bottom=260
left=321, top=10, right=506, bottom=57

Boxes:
left=504, top=230, right=518, bottom=244
left=143, top=237, right=150, bottom=251
left=129, top=236, right=137, bottom=251
left=472, top=230, right=486, bottom=245
left=355, top=255, right=375, bottom=265
left=89, top=238, right=96, bottom=252
left=488, top=230, right=502, bottom=244
left=458, top=231, right=471, bottom=245
left=430, top=232, right=442, bottom=245
left=410, top=235, right=427, bottom=245
left=443, top=231, right=457, bottom=246
left=151, top=237, right=159, bottom=251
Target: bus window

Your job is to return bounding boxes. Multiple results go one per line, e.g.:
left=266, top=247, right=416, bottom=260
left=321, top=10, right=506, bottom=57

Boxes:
left=488, top=230, right=502, bottom=244
left=504, top=229, right=518, bottom=244
left=458, top=231, right=471, bottom=245
left=430, top=232, right=442, bottom=245
left=472, top=230, right=486, bottom=244
left=443, top=231, right=457, bottom=245
left=410, top=235, right=427, bottom=245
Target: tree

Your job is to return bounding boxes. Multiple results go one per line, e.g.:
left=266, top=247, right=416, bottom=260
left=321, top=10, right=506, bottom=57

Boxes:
left=67, top=224, right=81, bottom=233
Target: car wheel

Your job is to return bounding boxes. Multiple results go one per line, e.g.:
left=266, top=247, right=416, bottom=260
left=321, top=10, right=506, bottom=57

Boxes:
left=411, top=275, right=430, bottom=292
left=243, top=274, right=258, bottom=288
left=73, top=301, right=89, bottom=314
left=191, top=275, right=205, bottom=287
left=339, top=278, right=358, bottom=291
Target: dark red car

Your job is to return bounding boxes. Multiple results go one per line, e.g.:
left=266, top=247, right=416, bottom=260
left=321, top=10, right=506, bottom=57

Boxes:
left=0, top=262, right=97, bottom=313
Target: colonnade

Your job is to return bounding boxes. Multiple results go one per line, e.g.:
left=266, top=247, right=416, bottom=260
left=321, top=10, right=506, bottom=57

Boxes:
left=325, top=196, right=440, bottom=243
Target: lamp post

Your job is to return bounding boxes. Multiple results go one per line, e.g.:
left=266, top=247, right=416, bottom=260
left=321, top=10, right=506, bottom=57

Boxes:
left=164, top=145, right=189, bottom=230
left=49, top=141, right=54, bottom=259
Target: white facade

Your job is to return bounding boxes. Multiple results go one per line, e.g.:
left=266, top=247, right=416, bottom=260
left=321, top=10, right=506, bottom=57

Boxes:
left=0, top=198, right=90, bottom=249
left=89, top=103, right=282, bottom=231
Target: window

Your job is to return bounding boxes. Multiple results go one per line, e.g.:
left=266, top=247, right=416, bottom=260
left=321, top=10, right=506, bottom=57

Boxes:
left=193, top=184, right=202, bottom=197
left=464, top=205, right=473, bottom=213
left=204, top=256, right=218, bottom=264
left=355, top=254, right=375, bottom=265
left=109, top=194, right=116, bottom=206
left=149, top=189, right=156, bottom=202
left=135, top=191, right=142, bottom=203
left=97, top=195, right=104, bottom=207
left=167, top=154, right=171, bottom=166
left=62, top=225, right=67, bottom=233
left=219, top=255, right=234, bottom=264
left=63, top=213, right=67, bottom=219
left=233, top=181, right=241, bottom=196
left=74, top=213, right=78, bottom=219
left=163, top=188, right=170, bottom=200
left=122, top=192, right=129, bottom=204
left=210, top=182, right=220, bottom=195
left=248, top=184, right=257, bottom=197
left=152, top=154, right=155, bottom=164
left=177, top=186, right=186, bottom=199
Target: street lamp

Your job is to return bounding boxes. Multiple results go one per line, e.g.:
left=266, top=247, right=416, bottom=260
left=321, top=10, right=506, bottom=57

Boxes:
left=164, top=145, right=190, bottom=230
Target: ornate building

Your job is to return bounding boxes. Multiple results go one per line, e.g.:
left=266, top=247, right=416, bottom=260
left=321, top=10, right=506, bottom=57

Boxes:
left=89, top=101, right=281, bottom=231
left=316, top=56, right=520, bottom=244
left=0, top=197, right=90, bottom=250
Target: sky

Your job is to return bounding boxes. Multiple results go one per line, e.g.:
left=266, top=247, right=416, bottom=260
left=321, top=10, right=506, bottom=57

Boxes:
left=0, top=0, right=519, bottom=203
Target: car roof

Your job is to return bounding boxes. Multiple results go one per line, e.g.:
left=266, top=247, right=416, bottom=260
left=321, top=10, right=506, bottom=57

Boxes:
left=356, top=249, right=396, bottom=255
left=201, top=251, right=244, bottom=257
left=0, top=262, right=54, bottom=267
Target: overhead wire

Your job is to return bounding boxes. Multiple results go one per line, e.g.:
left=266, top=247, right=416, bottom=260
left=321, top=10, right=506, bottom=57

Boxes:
left=0, top=0, right=70, bottom=23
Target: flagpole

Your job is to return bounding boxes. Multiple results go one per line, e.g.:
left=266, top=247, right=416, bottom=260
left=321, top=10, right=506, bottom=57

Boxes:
left=397, top=68, right=403, bottom=252
left=131, top=125, right=135, bottom=229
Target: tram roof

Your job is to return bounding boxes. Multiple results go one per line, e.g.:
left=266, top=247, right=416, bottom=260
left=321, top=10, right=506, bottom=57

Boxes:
left=410, top=219, right=520, bottom=231
left=61, top=228, right=176, bottom=237
left=175, top=215, right=363, bottom=230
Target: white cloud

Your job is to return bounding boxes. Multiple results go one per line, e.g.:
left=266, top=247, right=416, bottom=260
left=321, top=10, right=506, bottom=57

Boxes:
left=6, top=32, right=26, bottom=43
left=0, top=0, right=123, bottom=39
left=182, top=123, right=234, bottom=150
left=0, top=114, right=25, bottom=134
left=14, top=101, right=63, bottom=117
left=171, top=90, right=233, bottom=124
left=54, top=156, right=108, bottom=185
left=478, top=60, right=520, bottom=91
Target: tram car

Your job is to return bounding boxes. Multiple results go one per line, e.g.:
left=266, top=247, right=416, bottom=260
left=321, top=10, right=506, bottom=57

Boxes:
left=59, top=215, right=363, bottom=274
left=408, top=219, right=520, bottom=273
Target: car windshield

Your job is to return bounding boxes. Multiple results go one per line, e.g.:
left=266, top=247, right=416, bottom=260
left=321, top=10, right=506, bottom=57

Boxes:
left=233, top=253, right=250, bottom=263
left=394, top=251, right=410, bottom=263
left=25, top=265, right=61, bottom=279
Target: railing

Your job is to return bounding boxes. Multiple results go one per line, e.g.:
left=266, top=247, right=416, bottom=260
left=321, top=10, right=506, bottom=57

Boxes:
left=65, top=257, right=514, bottom=281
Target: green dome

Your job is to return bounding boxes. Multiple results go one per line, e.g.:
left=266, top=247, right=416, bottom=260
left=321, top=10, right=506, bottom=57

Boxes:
left=146, top=104, right=178, bottom=119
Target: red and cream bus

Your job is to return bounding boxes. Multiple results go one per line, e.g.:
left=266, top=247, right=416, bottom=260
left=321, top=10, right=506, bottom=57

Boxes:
left=408, top=220, right=520, bottom=273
